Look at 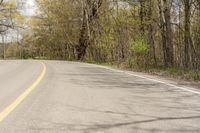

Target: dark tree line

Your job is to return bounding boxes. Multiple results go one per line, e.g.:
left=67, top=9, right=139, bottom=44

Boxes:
left=22, top=0, right=200, bottom=71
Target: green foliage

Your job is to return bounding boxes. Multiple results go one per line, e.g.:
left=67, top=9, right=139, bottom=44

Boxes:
left=21, top=0, right=200, bottom=81
left=166, top=68, right=184, bottom=76
left=127, top=39, right=151, bottom=68
left=130, top=39, right=150, bottom=54
left=165, top=68, right=200, bottom=81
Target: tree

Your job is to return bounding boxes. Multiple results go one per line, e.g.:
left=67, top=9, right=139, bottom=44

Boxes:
left=23, top=0, right=200, bottom=71
left=157, top=0, right=174, bottom=67
left=76, top=0, right=103, bottom=60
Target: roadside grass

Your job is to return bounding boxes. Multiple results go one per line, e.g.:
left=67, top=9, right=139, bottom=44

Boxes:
left=163, top=68, right=200, bottom=81
left=85, top=60, right=200, bottom=81
left=144, top=67, right=200, bottom=81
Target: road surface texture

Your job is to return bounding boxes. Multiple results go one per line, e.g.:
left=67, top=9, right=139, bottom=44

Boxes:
left=0, top=60, right=200, bottom=133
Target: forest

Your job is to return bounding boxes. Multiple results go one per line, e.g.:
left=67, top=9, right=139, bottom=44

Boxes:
left=1, top=0, right=200, bottom=80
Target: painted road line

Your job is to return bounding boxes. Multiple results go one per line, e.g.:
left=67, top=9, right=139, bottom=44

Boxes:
left=0, top=62, right=47, bottom=122
left=87, top=63, right=200, bottom=95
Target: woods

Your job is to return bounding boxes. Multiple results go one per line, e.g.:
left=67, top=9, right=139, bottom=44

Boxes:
left=0, top=0, right=25, bottom=59
left=20, top=0, right=200, bottom=72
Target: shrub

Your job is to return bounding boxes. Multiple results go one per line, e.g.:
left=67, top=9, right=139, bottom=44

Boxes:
left=130, top=39, right=150, bottom=54
left=129, top=39, right=150, bottom=67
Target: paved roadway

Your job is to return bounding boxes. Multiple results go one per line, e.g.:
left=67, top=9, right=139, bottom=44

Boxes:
left=0, top=60, right=200, bottom=133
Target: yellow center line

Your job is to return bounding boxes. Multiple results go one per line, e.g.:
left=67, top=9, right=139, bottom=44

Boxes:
left=0, top=61, right=47, bottom=122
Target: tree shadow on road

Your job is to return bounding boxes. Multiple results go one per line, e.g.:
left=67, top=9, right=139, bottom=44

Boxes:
left=27, top=104, right=200, bottom=133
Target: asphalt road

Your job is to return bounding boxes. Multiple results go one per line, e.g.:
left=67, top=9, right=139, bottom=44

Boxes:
left=0, top=60, right=200, bottom=133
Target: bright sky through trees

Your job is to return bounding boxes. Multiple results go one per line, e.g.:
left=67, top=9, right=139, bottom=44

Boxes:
left=20, top=0, right=36, bottom=16
left=0, top=0, right=36, bottom=43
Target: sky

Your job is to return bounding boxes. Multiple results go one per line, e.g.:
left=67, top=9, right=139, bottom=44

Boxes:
left=20, top=0, right=37, bottom=17
left=0, top=0, right=37, bottom=43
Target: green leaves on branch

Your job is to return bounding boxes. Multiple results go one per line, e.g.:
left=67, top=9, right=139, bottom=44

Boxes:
left=130, top=39, right=150, bottom=54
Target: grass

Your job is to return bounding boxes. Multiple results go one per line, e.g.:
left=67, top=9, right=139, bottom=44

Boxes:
left=86, top=60, right=200, bottom=81
left=163, top=68, right=200, bottom=81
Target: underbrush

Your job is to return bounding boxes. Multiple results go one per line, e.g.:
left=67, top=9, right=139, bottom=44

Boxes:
left=87, top=60, right=200, bottom=81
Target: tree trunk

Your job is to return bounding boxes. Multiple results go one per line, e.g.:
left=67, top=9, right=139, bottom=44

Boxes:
left=76, top=0, right=102, bottom=60
left=163, top=0, right=173, bottom=67
left=158, top=0, right=173, bottom=67
left=76, top=6, right=89, bottom=60
left=147, top=0, right=157, bottom=66
left=183, top=0, right=194, bottom=68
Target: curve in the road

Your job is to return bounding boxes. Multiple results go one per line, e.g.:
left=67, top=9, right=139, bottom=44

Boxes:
left=0, top=61, right=46, bottom=122
left=92, top=64, right=200, bottom=95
